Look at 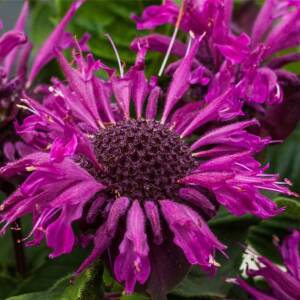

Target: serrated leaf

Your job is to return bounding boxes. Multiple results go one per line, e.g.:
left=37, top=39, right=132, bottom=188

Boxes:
left=10, top=247, right=90, bottom=296
left=6, top=265, right=103, bottom=300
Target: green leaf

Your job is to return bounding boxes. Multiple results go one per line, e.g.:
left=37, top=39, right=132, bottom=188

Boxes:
left=0, top=275, right=17, bottom=300
left=275, top=196, right=300, bottom=220
left=248, top=213, right=299, bottom=264
left=28, top=1, right=56, bottom=48
left=0, top=191, right=5, bottom=201
left=52, top=0, right=159, bottom=64
left=263, top=123, right=300, bottom=194
left=10, top=248, right=90, bottom=296
left=171, top=209, right=259, bottom=299
left=122, top=294, right=149, bottom=300
left=6, top=265, right=104, bottom=300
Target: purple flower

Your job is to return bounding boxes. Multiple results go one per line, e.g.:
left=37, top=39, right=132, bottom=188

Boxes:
left=132, top=0, right=300, bottom=139
left=0, top=38, right=294, bottom=295
left=0, top=0, right=85, bottom=169
left=230, top=230, right=300, bottom=300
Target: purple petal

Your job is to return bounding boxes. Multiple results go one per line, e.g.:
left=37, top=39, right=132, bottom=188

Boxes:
left=280, top=230, right=300, bottom=280
left=169, top=102, right=202, bottom=134
left=265, top=5, right=300, bottom=56
left=111, top=75, right=131, bottom=119
left=15, top=42, right=33, bottom=79
left=241, top=67, right=282, bottom=105
left=144, top=201, right=163, bottom=245
left=92, top=78, right=116, bottom=123
left=146, top=238, right=190, bottom=300
left=233, top=278, right=276, bottom=300
left=28, top=0, right=84, bottom=84
left=131, top=34, right=186, bottom=57
left=4, top=0, right=29, bottom=75
left=106, top=197, right=130, bottom=234
left=0, top=30, right=27, bottom=62
left=268, top=52, right=300, bottom=69
left=160, top=200, right=226, bottom=272
left=0, top=152, right=49, bottom=177
left=161, top=36, right=202, bottom=123
left=179, top=188, right=215, bottom=216
left=216, top=33, right=251, bottom=64
left=74, top=197, right=130, bottom=276
left=132, top=0, right=178, bottom=30
left=189, top=64, right=211, bottom=85
left=44, top=181, right=104, bottom=247
left=15, top=141, right=36, bottom=158
left=251, top=0, right=277, bottom=46
left=180, top=165, right=292, bottom=218
left=196, top=151, right=254, bottom=172
left=3, top=142, right=16, bottom=162
left=146, top=86, right=160, bottom=120
left=191, top=119, right=260, bottom=151
left=131, top=69, right=149, bottom=119
left=114, top=200, right=150, bottom=294
left=47, top=203, right=85, bottom=258
left=49, top=180, right=105, bottom=208
left=180, top=87, right=242, bottom=137
left=86, top=196, right=105, bottom=224
left=50, top=126, right=78, bottom=162
left=55, top=52, right=102, bottom=129
left=254, top=256, right=300, bottom=299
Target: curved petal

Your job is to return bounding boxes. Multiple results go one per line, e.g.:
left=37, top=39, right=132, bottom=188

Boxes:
left=114, top=200, right=150, bottom=294
left=160, top=200, right=226, bottom=272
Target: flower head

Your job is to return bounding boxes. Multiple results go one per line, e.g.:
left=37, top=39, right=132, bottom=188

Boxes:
left=230, top=230, right=300, bottom=300
left=0, top=0, right=86, bottom=167
left=0, top=36, right=294, bottom=295
left=132, top=0, right=300, bottom=139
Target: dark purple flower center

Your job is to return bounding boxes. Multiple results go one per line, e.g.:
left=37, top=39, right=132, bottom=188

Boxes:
left=92, top=119, right=196, bottom=201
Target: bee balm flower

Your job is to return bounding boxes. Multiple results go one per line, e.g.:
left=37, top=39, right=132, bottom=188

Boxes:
left=0, top=0, right=86, bottom=165
left=0, top=37, right=294, bottom=295
left=132, top=0, right=300, bottom=139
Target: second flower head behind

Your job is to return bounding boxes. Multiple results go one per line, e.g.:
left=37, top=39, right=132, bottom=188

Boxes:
left=0, top=0, right=87, bottom=166
left=132, top=0, right=300, bottom=140
left=0, top=35, right=296, bottom=295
